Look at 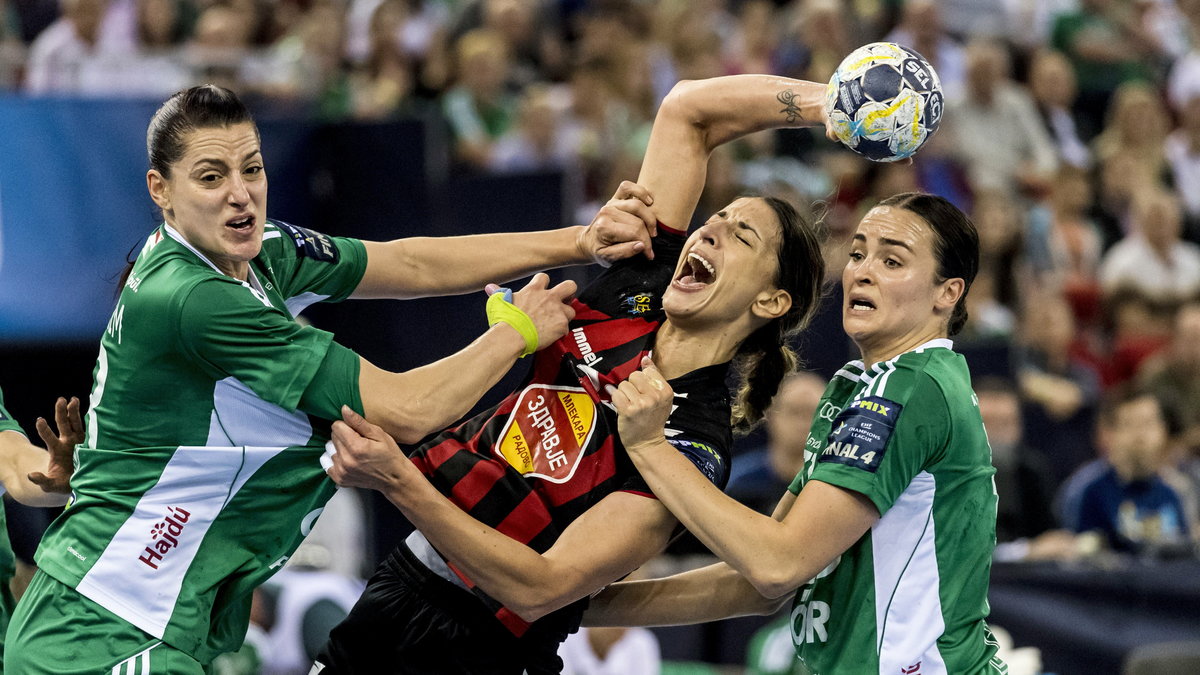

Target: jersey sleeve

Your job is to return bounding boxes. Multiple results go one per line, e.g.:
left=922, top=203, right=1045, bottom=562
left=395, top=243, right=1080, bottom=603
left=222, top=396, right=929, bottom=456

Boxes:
left=618, top=389, right=733, bottom=495
left=176, top=278, right=358, bottom=418
left=259, top=221, right=368, bottom=303
left=0, top=387, right=24, bottom=435
left=576, top=223, right=686, bottom=317
left=807, top=372, right=950, bottom=516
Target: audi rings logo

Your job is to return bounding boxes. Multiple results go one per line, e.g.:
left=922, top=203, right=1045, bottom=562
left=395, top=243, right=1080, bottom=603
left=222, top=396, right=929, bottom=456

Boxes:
left=819, top=403, right=841, bottom=422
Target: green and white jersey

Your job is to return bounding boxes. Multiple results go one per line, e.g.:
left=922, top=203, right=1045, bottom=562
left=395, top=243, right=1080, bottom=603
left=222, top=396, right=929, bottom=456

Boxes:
left=0, top=387, right=22, bottom=590
left=35, top=221, right=367, bottom=664
left=787, top=339, right=1005, bottom=675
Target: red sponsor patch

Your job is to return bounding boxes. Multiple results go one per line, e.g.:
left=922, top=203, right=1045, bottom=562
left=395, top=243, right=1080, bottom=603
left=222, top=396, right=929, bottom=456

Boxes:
left=495, top=385, right=597, bottom=484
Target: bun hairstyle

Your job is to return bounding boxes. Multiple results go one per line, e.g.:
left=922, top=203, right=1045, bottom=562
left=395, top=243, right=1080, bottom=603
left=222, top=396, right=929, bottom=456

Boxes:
left=147, top=84, right=257, bottom=179
left=877, top=192, right=978, bottom=336
left=731, top=196, right=826, bottom=433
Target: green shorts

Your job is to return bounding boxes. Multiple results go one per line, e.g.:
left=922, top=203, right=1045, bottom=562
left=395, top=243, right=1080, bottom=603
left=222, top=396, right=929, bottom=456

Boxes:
left=6, top=571, right=205, bottom=675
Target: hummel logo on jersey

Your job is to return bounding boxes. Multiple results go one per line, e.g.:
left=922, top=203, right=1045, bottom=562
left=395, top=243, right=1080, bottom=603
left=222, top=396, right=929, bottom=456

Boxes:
left=572, top=328, right=602, bottom=366
left=138, top=506, right=192, bottom=570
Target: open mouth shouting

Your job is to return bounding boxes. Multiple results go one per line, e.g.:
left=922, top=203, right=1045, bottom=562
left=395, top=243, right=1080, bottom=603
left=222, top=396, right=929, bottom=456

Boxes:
left=847, top=294, right=877, bottom=312
left=225, top=214, right=256, bottom=232
left=674, top=251, right=717, bottom=291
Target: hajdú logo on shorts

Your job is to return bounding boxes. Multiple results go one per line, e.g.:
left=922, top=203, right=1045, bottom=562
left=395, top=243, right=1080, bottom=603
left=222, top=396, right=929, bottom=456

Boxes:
left=138, top=506, right=192, bottom=570
left=496, top=385, right=597, bottom=483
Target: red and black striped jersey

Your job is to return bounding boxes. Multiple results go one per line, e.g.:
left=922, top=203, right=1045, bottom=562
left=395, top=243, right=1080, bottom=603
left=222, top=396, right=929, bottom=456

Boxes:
left=407, top=224, right=734, bottom=638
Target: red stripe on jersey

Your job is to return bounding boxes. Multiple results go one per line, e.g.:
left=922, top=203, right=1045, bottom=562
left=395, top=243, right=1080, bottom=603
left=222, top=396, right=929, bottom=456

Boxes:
left=496, top=607, right=531, bottom=636
left=570, top=300, right=611, bottom=322
left=494, top=490, right=554, bottom=543
left=449, top=458, right=510, bottom=512
left=657, top=220, right=685, bottom=236
left=536, top=436, right=618, bottom=506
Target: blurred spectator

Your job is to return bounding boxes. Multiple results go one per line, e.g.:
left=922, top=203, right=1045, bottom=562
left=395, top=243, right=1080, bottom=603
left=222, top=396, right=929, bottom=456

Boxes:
left=1166, top=91, right=1200, bottom=239
left=489, top=83, right=575, bottom=172
left=720, top=0, right=776, bottom=75
left=726, top=371, right=826, bottom=516
left=1025, top=164, right=1104, bottom=325
left=1092, top=81, right=1172, bottom=192
left=1016, top=290, right=1102, bottom=485
left=333, top=0, right=421, bottom=120
left=1091, top=148, right=1155, bottom=249
left=977, top=377, right=1058, bottom=542
left=943, top=38, right=1057, bottom=199
left=884, top=0, right=967, bottom=100
left=25, top=0, right=111, bottom=93
left=1139, top=302, right=1200, bottom=455
left=1050, top=0, right=1162, bottom=141
left=0, top=0, right=27, bottom=86
left=774, top=0, right=850, bottom=84
left=450, top=0, right=566, bottom=88
left=962, top=190, right=1023, bottom=339
left=1099, top=188, right=1200, bottom=304
left=441, top=27, right=515, bottom=168
left=1062, top=388, right=1190, bottom=555
left=1029, top=48, right=1092, bottom=169
left=558, top=626, right=661, bottom=675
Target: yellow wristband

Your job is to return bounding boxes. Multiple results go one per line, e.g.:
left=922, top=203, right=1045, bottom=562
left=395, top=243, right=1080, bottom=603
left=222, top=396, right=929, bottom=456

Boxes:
left=486, top=291, right=538, bottom=357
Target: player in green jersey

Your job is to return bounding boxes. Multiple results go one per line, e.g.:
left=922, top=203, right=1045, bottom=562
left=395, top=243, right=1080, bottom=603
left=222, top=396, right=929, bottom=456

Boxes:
left=594, top=193, right=1008, bottom=674
left=0, top=389, right=82, bottom=669
left=6, top=84, right=656, bottom=675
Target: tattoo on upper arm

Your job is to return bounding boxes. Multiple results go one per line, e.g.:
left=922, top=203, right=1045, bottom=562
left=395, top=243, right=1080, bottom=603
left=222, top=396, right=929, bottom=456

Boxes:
left=777, top=89, right=802, bottom=123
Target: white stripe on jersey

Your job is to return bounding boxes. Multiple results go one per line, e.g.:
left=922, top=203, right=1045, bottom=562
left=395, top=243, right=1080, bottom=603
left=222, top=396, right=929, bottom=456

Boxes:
left=874, top=359, right=898, bottom=398
left=207, top=377, right=313, bottom=448
left=112, top=642, right=158, bottom=675
left=77, top=445, right=288, bottom=638
left=872, top=470, right=947, bottom=674
left=86, top=342, right=110, bottom=448
left=285, top=292, right=331, bottom=318
left=262, top=230, right=282, bottom=241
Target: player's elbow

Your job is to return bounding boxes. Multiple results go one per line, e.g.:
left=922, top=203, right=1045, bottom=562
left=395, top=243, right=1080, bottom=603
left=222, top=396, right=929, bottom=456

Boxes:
left=507, top=587, right=573, bottom=623
left=660, top=80, right=709, bottom=131
left=744, top=563, right=802, bottom=601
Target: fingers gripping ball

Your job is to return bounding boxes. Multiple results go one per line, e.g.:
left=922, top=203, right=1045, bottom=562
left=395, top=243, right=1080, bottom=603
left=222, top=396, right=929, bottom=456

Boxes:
left=825, top=42, right=943, bottom=162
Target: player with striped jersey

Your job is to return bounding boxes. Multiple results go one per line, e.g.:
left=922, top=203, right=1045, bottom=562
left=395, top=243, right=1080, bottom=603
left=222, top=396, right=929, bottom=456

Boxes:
left=7, top=84, right=655, bottom=674
left=316, top=74, right=831, bottom=674
left=592, top=193, right=1008, bottom=674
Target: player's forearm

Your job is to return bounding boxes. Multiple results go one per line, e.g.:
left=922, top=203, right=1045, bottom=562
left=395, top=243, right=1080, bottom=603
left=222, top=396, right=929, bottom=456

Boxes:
left=382, top=475, right=567, bottom=618
left=665, top=75, right=826, bottom=151
left=584, top=562, right=781, bottom=627
left=360, top=324, right=527, bottom=443
left=354, top=229, right=588, bottom=299
left=626, top=441, right=821, bottom=598
left=0, top=433, right=69, bottom=507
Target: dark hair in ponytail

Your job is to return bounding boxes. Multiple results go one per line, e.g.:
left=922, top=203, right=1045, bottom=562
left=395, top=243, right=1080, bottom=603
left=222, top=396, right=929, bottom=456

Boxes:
left=118, top=85, right=257, bottom=293
left=877, top=192, right=978, bottom=336
left=730, top=196, right=826, bottom=434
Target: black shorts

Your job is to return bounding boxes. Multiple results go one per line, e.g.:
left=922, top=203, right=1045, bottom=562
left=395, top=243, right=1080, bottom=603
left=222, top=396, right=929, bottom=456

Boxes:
left=314, top=544, right=566, bottom=674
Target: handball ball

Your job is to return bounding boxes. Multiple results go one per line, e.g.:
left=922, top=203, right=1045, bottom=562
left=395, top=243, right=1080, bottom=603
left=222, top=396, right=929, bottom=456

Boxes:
left=825, top=42, right=944, bottom=162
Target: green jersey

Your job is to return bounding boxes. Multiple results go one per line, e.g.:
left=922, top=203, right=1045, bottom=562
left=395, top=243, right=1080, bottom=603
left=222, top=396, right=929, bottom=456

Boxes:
left=34, top=221, right=367, bottom=664
left=788, top=339, right=1006, bottom=675
left=0, top=388, right=21, bottom=589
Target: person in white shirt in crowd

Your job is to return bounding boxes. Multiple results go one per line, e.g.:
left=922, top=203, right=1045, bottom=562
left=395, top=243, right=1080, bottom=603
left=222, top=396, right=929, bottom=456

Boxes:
left=558, top=626, right=660, bottom=675
left=944, top=38, right=1058, bottom=199
left=1099, top=189, right=1200, bottom=303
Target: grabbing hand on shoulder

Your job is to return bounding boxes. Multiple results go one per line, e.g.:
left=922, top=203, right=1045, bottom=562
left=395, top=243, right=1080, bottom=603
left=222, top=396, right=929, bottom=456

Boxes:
left=324, top=406, right=416, bottom=493
left=577, top=181, right=659, bottom=267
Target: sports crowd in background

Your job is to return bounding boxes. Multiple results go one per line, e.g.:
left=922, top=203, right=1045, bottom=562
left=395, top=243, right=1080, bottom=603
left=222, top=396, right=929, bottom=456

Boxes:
left=4, top=0, right=1200, bottom=672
